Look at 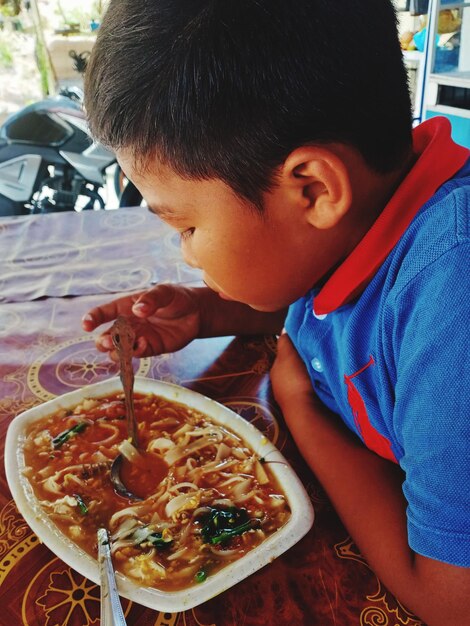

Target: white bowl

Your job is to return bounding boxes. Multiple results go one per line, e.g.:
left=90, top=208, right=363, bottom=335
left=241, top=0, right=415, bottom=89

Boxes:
left=5, top=377, right=314, bottom=612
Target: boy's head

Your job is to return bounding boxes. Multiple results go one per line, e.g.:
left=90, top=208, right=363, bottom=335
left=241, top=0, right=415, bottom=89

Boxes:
left=85, top=0, right=413, bottom=311
left=85, top=0, right=412, bottom=209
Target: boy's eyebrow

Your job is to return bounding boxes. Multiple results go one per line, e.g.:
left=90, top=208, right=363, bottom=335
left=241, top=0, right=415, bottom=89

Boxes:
left=147, top=203, right=179, bottom=219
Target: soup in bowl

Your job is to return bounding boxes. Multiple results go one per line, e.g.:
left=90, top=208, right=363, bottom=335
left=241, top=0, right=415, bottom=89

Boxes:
left=6, top=378, right=314, bottom=611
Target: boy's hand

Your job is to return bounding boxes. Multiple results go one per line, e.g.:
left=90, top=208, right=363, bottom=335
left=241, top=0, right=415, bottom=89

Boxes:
left=270, top=333, right=316, bottom=411
left=82, top=284, right=202, bottom=359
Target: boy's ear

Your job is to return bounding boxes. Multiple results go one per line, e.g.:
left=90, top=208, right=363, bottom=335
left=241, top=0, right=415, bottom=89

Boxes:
left=282, top=146, right=353, bottom=229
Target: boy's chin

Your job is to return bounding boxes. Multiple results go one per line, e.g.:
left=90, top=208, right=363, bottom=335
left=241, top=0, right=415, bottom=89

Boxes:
left=215, top=289, right=288, bottom=313
left=217, top=291, right=236, bottom=302
left=247, top=302, right=288, bottom=313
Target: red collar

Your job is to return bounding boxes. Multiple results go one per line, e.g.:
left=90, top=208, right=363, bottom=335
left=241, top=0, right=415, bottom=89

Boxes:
left=313, top=117, right=470, bottom=316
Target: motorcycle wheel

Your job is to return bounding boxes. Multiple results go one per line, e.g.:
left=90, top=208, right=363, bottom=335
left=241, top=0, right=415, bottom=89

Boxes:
left=119, top=180, right=143, bottom=207
left=81, top=188, right=105, bottom=210
left=32, top=178, right=106, bottom=213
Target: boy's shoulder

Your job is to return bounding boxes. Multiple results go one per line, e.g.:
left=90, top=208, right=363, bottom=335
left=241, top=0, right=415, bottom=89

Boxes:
left=387, top=157, right=470, bottom=300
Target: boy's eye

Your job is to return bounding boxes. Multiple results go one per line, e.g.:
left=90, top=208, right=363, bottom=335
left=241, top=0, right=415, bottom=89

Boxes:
left=180, top=228, right=195, bottom=241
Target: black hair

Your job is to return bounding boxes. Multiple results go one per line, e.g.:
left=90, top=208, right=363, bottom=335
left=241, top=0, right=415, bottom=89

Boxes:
left=85, top=0, right=413, bottom=207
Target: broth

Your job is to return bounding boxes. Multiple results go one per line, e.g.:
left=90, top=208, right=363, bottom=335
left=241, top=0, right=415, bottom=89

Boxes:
left=22, top=392, right=291, bottom=591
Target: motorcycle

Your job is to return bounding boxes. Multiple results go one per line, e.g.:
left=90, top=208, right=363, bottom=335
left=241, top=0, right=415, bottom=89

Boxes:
left=0, top=87, right=120, bottom=216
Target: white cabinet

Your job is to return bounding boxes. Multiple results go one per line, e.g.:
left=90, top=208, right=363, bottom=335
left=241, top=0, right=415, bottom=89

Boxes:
left=422, top=0, right=470, bottom=147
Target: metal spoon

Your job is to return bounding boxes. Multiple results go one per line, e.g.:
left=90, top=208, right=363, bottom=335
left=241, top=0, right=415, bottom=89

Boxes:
left=97, top=528, right=128, bottom=626
left=109, top=316, right=142, bottom=500
left=111, top=316, right=139, bottom=446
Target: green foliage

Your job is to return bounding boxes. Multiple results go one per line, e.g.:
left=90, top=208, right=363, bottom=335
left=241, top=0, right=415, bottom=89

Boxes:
left=55, top=0, right=105, bottom=30
left=0, top=38, right=13, bottom=68
left=0, top=0, right=21, bottom=18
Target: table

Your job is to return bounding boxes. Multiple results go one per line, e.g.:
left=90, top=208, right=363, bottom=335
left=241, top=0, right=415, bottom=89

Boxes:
left=0, top=207, right=425, bottom=626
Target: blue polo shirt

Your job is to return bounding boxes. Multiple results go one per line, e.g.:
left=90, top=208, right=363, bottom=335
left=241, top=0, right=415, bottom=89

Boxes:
left=285, top=117, right=470, bottom=567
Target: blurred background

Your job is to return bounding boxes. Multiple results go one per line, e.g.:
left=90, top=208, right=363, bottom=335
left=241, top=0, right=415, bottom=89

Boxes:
left=0, top=0, right=125, bottom=213
left=0, top=0, right=103, bottom=124
left=0, top=0, right=468, bottom=216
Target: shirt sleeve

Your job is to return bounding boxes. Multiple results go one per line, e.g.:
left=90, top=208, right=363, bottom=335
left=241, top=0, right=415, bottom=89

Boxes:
left=389, top=243, right=470, bottom=567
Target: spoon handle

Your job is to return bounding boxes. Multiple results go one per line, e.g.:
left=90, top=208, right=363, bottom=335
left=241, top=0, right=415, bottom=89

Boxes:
left=111, top=316, right=139, bottom=447
left=97, top=528, right=128, bottom=626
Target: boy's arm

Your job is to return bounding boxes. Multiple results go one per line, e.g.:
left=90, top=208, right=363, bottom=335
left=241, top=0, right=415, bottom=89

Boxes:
left=83, top=285, right=286, bottom=358
left=271, top=334, right=470, bottom=626
left=196, top=287, right=287, bottom=337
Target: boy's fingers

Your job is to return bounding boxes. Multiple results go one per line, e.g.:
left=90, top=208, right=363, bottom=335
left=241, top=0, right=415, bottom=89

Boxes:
left=96, top=332, right=149, bottom=359
left=81, top=312, right=97, bottom=332
left=81, top=294, right=142, bottom=330
left=132, top=284, right=181, bottom=317
left=108, top=349, right=119, bottom=363
left=82, top=303, right=121, bottom=330
left=133, top=336, right=149, bottom=357
left=95, top=333, right=114, bottom=352
left=81, top=284, right=192, bottom=336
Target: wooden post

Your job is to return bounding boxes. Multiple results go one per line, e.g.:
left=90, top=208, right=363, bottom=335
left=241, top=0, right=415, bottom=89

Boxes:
left=28, top=0, right=56, bottom=95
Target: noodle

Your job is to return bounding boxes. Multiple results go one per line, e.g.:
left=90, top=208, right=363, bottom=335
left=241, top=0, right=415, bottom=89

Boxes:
left=23, top=391, right=291, bottom=592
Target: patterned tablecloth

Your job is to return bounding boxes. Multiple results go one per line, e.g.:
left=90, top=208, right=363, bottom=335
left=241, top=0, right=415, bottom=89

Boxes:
left=0, top=208, right=425, bottom=626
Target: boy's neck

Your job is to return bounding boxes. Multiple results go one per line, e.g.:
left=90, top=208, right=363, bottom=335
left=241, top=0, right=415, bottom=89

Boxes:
left=335, top=144, right=415, bottom=264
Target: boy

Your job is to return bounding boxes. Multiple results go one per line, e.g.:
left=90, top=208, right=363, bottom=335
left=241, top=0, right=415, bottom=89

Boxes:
left=82, top=1, right=470, bottom=623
